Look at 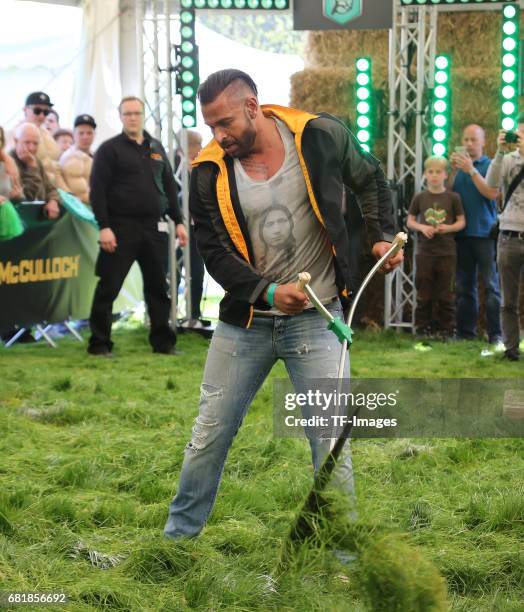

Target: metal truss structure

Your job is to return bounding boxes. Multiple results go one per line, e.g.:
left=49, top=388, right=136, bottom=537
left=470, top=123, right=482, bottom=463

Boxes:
left=385, top=0, right=437, bottom=331
left=136, top=0, right=192, bottom=323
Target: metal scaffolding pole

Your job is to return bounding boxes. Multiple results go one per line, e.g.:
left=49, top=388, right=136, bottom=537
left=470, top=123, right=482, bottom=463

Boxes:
left=385, top=0, right=437, bottom=331
left=138, top=0, right=193, bottom=325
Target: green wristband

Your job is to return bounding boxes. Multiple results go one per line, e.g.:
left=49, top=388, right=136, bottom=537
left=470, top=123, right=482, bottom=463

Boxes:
left=266, top=283, right=278, bottom=307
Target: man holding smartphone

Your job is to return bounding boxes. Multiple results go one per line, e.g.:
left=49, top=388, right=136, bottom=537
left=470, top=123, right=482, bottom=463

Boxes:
left=449, top=124, right=502, bottom=344
left=485, top=114, right=524, bottom=361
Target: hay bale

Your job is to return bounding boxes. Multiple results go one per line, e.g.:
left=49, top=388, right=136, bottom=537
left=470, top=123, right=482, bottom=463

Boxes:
left=305, top=29, right=389, bottom=86
left=437, top=11, right=501, bottom=68
left=290, top=67, right=352, bottom=118
left=450, top=68, right=500, bottom=158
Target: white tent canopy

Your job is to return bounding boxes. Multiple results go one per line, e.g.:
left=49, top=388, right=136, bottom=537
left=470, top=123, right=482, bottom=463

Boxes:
left=2, top=0, right=303, bottom=146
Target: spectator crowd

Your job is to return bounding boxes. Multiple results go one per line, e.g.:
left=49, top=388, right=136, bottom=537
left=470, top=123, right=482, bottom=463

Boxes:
left=0, top=91, right=522, bottom=361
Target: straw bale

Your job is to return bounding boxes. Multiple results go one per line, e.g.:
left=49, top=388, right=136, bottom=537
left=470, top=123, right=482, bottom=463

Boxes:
left=449, top=68, right=500, bottom=157
left=305, top=29, right=389, bottom=85
left=437, top=11, right=501, bottom=68
left=290, top=67, right=352, bottom=117
left=290, top=67, right=388, bottom=164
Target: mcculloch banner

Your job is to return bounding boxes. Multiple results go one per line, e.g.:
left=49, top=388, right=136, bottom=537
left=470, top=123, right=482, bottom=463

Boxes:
left=0, top=207, right=142, bottom=329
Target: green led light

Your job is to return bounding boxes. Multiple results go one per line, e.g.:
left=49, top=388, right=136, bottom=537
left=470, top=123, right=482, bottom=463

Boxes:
left=434, top=114, right=447, bottom=128
left=356, top=73, right=370, bottom=86
left=208, top=0, right=219, bottom=8
left=435, top=56, right=448, bottom=70
left=504, top=5, right=517, bottom=19
left=357, top=116, right=370, bottom=128
left=502, top=69, right=516, bottom=84
left=433, top=128, right=446, bottom=142
left=247, top=0, right=260, bottom=7
left=434, top=100, right=447, bottom=113
left=182, top=70, right=195, bottom=83
left=181, top=41, right=194, bottom=53
left=181, top=0, right=193, bottom=7
left=182, top=56, right=194, bottom=68
left=361, top=143, right=370, bottom=152
left=357, top=130, right=370, bottom=143
left=502, top=85, right=516, bottom=99
left=234, top=0, right=246, bottom=6
left=503, top=37, right=517, bottom=52
left=433, top=143, right=446, bottom=157
left=261, top=0, right=273, bottom=7
left=434, top=85, right=448, bottom=99
left=503, top=53, right=516, bottom=68
left=434, top=70, right=448, bottom=85
left=195, top=0, right=205, bottom=6
left=220, top=0, right=233, bottom=6
left=502, top=117, right=515, bottom=131
left=182, top=100, right=195, bottom=112
left=502, top=101, right=515, bottom=116
left=275, top=0, right=287, bottom=7
left=181, top=26, right=193, bottom=38
left=357, top=101, right=370, bottom=114
left=356, top=58, right=370, bottom=72
left=183, top=116, right=196, bottom=128
left=182, top=86, right=194, bottom=97
left=357, top=87, right=370, bottom=100
left=503, top=21, right=517, bottom=36
left=181, top=10, right=193, bottom=23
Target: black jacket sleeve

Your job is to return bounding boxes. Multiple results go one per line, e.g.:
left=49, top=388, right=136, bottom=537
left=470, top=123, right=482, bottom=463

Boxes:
left=160, top=146, right=183, bottom=225
left=331, top=118, right=395, bottom=244
left=89, top=142, right=115, bottom=230
left=189, top=164, right=271, bottom=304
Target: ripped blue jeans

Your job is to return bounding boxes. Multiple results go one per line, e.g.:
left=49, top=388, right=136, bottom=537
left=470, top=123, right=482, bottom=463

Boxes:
left=164, top=301, right=353, bottom=539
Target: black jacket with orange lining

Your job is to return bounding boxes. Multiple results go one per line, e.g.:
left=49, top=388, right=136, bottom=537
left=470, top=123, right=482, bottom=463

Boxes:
left=189, top=104, right=395, bottom=328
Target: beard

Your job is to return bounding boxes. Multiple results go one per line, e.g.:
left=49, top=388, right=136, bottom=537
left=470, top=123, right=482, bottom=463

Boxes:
left=219, top=113, right=257, bottom=158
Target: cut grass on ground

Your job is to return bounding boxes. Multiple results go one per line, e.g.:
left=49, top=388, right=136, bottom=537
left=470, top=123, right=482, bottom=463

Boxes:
left=0, top=328, right=522, bottom=611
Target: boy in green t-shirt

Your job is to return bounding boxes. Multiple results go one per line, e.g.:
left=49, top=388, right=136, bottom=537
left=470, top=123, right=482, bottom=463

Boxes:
left=407, top=156, right=466, bottom=338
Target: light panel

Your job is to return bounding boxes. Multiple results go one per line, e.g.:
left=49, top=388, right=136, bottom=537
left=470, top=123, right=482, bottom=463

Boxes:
left=355, top=57, right=373, bottom=152
left=177, top=8, right=199, bottom=128
left=500, top=1, right=520, bottom=131
left=181, top=0, right=289, bottom=8
left=430, top=55, right=452, bottom=157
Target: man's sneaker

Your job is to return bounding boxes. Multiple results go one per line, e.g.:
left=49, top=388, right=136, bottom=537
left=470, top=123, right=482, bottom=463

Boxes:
left=502, top=349, right=520, bottom=362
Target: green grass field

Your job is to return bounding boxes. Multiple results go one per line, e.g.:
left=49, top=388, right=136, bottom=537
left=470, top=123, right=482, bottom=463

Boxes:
left=0, top=327, right=523, bottom=611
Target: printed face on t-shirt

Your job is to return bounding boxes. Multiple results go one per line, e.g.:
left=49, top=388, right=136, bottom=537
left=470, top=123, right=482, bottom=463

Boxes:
left=260, top=206, right=293, bottom=250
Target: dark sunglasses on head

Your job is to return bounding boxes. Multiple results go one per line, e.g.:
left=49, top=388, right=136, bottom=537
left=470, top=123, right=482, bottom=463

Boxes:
left=32, top=107, right=51, bottom=116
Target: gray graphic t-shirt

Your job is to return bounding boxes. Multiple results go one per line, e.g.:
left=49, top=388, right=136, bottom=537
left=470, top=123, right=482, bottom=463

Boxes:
left=234, top=118, right=337, bottom=315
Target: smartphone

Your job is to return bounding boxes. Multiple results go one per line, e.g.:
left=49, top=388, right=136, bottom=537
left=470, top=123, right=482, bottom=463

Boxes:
left=454, top=146, right=467, bottom=155
left=504, top=130, right=519, bottom=144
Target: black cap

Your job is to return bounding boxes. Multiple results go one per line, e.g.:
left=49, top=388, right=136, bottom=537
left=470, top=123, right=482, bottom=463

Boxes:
left=25, top=91, right=53, bottom=107
left=74, top=114, right=97, bottom=129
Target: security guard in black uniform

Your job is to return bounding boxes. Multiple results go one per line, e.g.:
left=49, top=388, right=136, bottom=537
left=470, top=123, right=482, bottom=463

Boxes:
left=88, top=96, right=187, bottom=356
